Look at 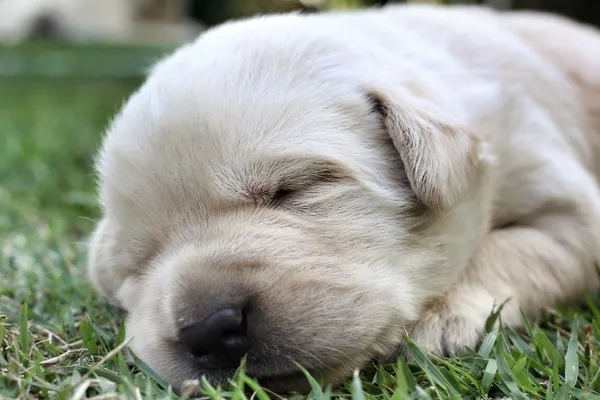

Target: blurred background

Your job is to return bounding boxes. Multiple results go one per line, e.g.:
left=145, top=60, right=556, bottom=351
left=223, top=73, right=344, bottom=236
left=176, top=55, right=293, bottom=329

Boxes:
left=0, top=0, right=598, bottom=227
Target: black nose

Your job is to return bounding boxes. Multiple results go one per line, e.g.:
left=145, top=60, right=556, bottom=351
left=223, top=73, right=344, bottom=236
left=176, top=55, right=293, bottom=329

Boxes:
left=179, top=308, right=249, bottom=365
left=30, top=14, right=59, bottom=39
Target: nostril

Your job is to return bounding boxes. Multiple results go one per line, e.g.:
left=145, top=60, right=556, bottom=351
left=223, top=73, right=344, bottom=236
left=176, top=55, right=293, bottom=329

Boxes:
left=179, top=307, right=249, bottom=361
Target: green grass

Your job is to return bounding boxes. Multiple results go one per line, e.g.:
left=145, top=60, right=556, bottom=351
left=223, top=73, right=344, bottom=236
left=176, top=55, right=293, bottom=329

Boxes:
left=1, top=61, right=600, bottom=400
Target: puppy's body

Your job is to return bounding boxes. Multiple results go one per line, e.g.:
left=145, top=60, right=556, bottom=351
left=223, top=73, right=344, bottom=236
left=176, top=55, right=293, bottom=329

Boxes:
left=88, top=4, right=600, bottom=393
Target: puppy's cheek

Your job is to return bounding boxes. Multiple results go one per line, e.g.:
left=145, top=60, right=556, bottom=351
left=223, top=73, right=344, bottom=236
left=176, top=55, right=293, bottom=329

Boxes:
left=124, top=312, right=190, bottom=390
left=87, top=218, right=115, bottom=299
left=124, top=312, right=150, bottom=363
left=86, top=217, right=129, bottom=308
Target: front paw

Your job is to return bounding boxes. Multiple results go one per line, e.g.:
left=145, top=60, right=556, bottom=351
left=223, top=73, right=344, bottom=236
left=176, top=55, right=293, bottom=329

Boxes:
left=408, top=311, right=484, bottom=357
left=406, top=292, right=496, bottom=357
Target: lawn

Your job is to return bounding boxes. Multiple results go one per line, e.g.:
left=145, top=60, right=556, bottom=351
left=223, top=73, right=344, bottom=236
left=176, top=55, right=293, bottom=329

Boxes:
left=1, top=47, right=600, bottom=400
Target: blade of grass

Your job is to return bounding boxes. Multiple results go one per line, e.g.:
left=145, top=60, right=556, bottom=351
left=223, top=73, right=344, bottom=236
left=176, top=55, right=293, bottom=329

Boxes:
left=351, top=369, right=367, bottom=400
left=481, top=358, right=497, bottom=395
left=129, top=349, right=170, bottom=391
left=242, top=375, right=271, bottom=400
left=297, top=363, right=326, bottom=399
left=494, top=331, right=527, bottom=400
left=404, top=335, right=462, bottom=399
left=19, top=294, right=30, bottom=358
left=564, top=321, right=580, bottom=388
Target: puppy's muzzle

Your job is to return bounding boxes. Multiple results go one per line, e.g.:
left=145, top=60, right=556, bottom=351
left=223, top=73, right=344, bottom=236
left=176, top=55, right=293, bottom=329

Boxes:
left=179, top=307, right=250, bottom=368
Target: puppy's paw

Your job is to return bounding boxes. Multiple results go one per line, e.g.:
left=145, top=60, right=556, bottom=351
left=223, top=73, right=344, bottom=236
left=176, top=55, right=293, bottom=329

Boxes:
left=407, top=290, right=496, bottom=357
left=408, top=310, right=483, bottom=357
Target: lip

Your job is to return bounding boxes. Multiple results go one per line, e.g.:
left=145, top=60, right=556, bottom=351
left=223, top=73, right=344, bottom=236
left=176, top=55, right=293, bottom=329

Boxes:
left=177, top=340, right=318, bottom=394
left=250, top=370, right=316, bottom=394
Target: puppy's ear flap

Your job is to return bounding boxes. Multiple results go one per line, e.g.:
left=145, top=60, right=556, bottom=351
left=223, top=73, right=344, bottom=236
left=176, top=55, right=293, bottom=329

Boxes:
left=368, top=90, right=487, bottom=212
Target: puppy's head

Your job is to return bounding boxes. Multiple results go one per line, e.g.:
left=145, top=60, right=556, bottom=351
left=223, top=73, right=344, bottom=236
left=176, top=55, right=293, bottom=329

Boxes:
left=87, top=15, right=490, bottom=393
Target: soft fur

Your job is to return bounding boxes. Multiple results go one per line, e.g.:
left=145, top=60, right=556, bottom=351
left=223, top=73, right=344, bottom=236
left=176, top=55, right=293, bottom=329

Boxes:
left=0, top=0, right=202, bottom=45
left=87, top=3, right=600, bottom=394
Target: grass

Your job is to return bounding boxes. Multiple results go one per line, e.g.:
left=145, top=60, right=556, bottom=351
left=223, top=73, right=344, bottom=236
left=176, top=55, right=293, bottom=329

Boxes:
left=1, top=52, right=600, bottom=400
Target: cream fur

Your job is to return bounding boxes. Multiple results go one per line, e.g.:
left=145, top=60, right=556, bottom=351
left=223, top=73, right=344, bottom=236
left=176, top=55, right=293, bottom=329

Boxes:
left=87, top=3, right=600, bottom=394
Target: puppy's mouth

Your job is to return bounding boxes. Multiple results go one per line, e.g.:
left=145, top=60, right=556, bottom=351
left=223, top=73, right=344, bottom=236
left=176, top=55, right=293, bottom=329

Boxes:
left=183, top=350, right=315, bottom=393
left=251, top=370, right=314, bottom=394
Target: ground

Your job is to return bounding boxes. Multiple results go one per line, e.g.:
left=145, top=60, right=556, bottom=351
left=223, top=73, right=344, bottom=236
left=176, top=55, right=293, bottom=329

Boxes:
left=1, top=69, right=600, bottom=400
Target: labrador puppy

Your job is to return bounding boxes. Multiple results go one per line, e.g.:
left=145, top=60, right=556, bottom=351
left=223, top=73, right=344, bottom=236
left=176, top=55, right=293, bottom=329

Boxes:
left=0, top=0, right=202, bottom=45
left=86, top=3, right=600, bottom=394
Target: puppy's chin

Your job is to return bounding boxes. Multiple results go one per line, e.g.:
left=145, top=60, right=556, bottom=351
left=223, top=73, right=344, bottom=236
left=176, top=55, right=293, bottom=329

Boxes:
left=182, top=353, right=395, bottom=395
left=169, top=360, right=360, bottom=395
left=135, top=342, right=341, bottom=395
left=173, top=370, right=314, bottom=396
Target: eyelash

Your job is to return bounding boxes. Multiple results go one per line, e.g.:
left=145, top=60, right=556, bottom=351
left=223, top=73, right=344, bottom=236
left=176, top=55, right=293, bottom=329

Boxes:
left=271, top=186, right=297, bottom=204
left=264, top=167, right=347, bottom=207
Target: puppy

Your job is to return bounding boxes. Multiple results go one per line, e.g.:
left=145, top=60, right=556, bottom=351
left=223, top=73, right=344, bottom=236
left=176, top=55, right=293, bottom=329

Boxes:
left=87, top=3, right=600, bottom=394
left=0, top=0, right=202, bottom=45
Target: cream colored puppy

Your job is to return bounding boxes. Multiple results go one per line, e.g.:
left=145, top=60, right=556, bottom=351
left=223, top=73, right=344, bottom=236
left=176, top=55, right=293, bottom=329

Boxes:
left=87, top=3, right=600, bottom=394
left=0, top=0, right=201, bottom=45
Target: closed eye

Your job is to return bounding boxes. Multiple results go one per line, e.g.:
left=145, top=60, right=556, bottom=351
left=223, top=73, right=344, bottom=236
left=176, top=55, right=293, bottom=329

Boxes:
left=268, top=169, right=346, bottom=207
left=243, top=155, right=358, bottom=207
left=271, top=186, right=297, bottom=205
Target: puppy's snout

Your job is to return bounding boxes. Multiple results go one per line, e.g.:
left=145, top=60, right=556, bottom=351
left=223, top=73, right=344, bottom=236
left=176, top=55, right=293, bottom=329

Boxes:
left=30, top=14, right=60, bottom=39
left=179, top=307, right=249, bottom=366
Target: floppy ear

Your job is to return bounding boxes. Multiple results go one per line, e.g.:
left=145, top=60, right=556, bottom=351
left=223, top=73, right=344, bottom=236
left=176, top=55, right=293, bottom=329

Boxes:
left=368, top=90, right=487, bottom=212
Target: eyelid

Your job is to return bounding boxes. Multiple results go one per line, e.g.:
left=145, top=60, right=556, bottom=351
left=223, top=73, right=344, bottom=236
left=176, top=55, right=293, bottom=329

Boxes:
left=273, top=169, right=336, bottom=197
left=270, top=186, right=297, bottom=204
left=243, top=155, right=358, bottom=205
left=270, top=166, right=352, bottom=206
